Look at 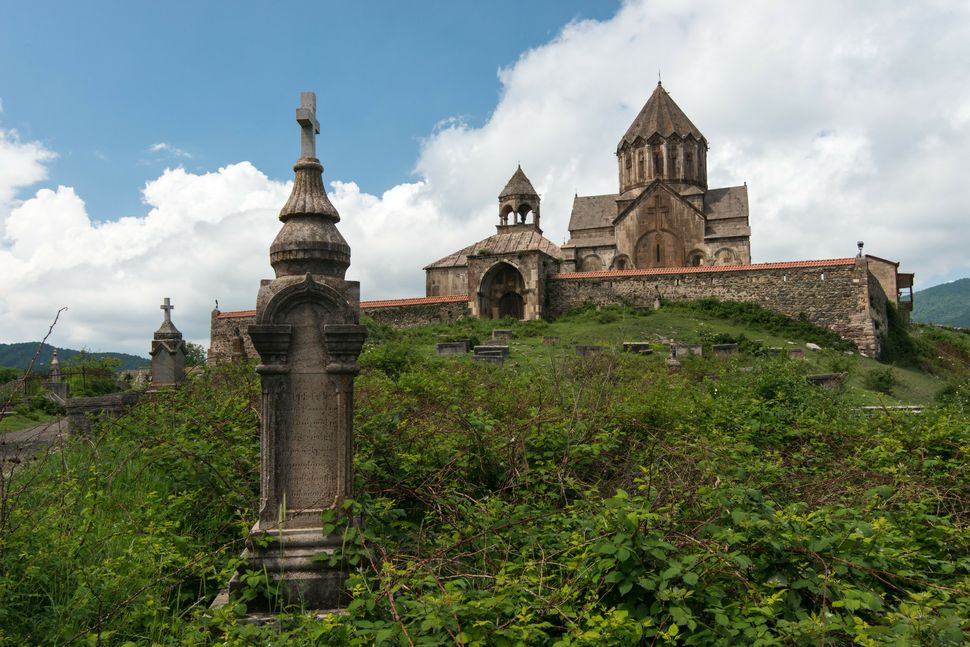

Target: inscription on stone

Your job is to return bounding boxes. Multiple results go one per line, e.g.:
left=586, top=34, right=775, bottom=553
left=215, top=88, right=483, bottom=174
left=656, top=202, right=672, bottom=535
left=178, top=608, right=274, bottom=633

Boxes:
left=282, top=371, right=339, bottom=515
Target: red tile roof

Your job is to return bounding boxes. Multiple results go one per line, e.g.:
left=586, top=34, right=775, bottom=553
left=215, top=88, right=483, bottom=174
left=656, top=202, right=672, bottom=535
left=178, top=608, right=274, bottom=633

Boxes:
left=215, top=310, right=256, bottom=319
left=553, top=258, right=857, bottom=280
left=361, top=294, right=469, bottom=309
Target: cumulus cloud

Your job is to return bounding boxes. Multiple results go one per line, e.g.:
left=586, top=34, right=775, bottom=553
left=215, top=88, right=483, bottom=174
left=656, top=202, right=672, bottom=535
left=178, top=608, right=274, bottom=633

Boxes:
left=2, top=0, right=970, bottom=354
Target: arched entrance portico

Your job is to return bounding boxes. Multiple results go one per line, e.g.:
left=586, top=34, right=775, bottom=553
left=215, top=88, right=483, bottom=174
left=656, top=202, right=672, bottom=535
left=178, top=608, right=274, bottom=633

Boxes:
left=479, top=262, right=526, bottom=320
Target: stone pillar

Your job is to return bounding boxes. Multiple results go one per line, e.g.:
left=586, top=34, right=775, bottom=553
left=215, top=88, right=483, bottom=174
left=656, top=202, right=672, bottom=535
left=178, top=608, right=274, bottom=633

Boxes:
left=239, top=92, right=366, bottom=611
left=150, top=297, right=186, bottom=387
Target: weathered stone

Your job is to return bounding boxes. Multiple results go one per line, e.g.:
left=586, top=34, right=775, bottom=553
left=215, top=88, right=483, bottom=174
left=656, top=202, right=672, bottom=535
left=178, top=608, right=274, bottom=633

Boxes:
left=576, top=345, right=604, bottom=357
left=542, top=335, right=560, bottom=344
left=474, top=345, right=509, bottom=358
left=665, top=357, right=682, bottom=372
left=436, top=341, right=468, bottom=356
left=64, top=392, right=141, bottom=435
left=622, top=342, right=653, bottom=354
left=712, top=343, right=739, bottom=357
left=473, top=354, right=505, bottom=364
left=788, top=348, right=806, bottom=360
left=807, top=373, right=844, bottom=388
left=227, top=92, right=366, bottom=614
left=492, top=329, right=514, bottom=341
left=150, top=298, right=186, bottom=387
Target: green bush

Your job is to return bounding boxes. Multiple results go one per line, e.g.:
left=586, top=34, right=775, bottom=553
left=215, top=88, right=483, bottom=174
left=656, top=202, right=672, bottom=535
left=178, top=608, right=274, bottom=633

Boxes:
left=864, top=366, right=897, bottom=394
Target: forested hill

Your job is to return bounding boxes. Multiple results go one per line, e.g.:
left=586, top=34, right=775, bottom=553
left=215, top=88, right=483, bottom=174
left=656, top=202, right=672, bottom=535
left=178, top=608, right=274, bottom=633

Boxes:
left=912, top=277, right=970, bottom=328
left=0, top=342, right=149, bottom=372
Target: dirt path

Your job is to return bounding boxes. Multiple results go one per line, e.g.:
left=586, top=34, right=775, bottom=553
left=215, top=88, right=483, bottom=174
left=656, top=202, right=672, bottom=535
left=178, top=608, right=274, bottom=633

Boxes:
left=0, top=418, right=67, bottom=464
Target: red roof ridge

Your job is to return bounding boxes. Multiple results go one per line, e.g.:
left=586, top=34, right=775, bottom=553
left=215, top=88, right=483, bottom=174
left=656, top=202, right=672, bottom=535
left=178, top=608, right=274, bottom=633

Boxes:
left=554, top=258, right=857, bottom=280
left=215, top=310, right=257, bottom=319
left=361, top=294, right=469, bottom=309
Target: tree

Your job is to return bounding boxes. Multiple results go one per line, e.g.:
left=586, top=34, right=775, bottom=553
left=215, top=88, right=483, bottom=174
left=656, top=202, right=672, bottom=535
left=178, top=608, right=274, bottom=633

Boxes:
left=185, top=342, right=207, bottom=367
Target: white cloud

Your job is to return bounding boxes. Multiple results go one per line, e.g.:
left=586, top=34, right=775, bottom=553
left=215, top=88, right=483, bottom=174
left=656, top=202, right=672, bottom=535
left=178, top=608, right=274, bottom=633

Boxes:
left=2, top=0, right=970, bottom=354
left=149, top=142, right=191, bottom=158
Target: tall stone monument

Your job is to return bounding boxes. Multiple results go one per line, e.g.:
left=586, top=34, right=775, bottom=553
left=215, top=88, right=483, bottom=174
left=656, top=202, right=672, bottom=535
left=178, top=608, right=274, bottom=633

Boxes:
left=150, top=298, right=186, bottom=386
left=241, top=91, right=367, bottom=610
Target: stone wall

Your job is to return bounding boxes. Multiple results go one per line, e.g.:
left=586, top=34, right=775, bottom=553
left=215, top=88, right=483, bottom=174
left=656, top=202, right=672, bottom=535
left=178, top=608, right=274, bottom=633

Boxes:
left=363, top=297, right=469, bottom=328
left=546, top=258, right=885, bottom=355
left=209, top=298, right=470, bottom=364
left=208, top=310, right=257, bottom=364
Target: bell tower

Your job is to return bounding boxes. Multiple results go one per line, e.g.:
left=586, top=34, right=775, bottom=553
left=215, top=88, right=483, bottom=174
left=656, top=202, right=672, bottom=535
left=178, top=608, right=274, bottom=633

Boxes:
left=497, top=165, right=541, bottom=232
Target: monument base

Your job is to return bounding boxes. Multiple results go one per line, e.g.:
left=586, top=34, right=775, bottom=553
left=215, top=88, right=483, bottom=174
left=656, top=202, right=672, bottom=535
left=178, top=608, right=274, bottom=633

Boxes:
left=225, top=525, right=349, bottom=613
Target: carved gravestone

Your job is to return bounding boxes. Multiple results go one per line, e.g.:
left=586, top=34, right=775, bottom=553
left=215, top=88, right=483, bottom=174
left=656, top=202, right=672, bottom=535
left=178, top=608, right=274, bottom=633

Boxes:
left=238, top=92, right=367, bottom=612
left=150, top=298, right=186, bottom=387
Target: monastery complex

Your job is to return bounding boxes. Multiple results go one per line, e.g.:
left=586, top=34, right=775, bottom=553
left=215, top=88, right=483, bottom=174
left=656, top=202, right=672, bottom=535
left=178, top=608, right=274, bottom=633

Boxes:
left=211, top=83, right=913, bottom=360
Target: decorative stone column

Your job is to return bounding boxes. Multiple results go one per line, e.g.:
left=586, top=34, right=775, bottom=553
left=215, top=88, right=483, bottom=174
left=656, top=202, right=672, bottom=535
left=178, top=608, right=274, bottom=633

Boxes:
left=239, top=92, right=367, bottom=611
left=150, top=297, right=186, bottom=387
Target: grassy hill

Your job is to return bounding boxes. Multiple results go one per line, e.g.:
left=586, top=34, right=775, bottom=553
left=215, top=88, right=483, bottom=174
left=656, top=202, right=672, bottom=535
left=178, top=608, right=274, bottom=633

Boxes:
left=912, top=277, right=970, bottom=328
left=0, top=302, right=966, bottom=644
left=0, top=342, right=149, bottom=372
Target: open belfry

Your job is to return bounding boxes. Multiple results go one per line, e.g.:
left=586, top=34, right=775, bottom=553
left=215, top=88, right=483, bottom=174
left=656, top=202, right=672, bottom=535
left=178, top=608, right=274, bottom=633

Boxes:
left=229, top=91, right=367, bottom=611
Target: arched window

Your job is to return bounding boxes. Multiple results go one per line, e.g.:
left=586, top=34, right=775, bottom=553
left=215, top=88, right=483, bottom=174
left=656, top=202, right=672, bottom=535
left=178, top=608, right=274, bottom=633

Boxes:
left=685, top=151, right=693, bottom=179
left=656, top=244, right=661, bottom=263
left=637, top=150, right=644, bottom=180
left=653, top=150, right=663, bottom=176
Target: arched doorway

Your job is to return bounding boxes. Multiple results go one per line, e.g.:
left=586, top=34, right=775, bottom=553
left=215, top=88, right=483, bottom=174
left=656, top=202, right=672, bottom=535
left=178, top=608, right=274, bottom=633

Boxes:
left=499, top=292, right=524, bottom=319
left=479, top=262, right=526, bottom=320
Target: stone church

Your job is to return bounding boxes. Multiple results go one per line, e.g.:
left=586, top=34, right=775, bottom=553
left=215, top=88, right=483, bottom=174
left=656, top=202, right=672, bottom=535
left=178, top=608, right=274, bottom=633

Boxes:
left=211, top=82, right=913, bottom=359
left=424, top=82, right=753, bottom=320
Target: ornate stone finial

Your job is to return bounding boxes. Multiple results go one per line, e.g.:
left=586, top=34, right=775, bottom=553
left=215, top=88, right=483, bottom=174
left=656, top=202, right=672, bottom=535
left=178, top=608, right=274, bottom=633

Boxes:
left=272, top=91, right=350, bottom=279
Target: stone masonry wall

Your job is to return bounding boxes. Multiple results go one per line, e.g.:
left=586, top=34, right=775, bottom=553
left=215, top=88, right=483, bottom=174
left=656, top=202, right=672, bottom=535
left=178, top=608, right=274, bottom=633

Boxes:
left=209, top=300, right=470, bottom=364
left=546, top=259, right=883, bottom=355
left=363, top=299, right=470, bottom=328
left=208, top=310, right=257, bottom=364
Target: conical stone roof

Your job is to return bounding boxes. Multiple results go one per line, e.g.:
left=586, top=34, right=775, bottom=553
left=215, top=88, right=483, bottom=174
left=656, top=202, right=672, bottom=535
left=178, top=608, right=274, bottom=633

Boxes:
left=499, top=165, right=538, bottom=199
left=618, top=82, right=705, bottom=149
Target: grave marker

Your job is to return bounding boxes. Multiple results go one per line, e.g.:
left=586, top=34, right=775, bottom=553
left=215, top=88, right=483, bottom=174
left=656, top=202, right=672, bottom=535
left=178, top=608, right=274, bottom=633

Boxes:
left=234, top=91, right=367, bottom=612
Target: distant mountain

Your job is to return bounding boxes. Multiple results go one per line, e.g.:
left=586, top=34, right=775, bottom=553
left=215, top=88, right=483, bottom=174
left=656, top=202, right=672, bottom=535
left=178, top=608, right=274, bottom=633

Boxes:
left=0, top=342, right=149, bottom=373
left=912, top=278, right=970, bottom=328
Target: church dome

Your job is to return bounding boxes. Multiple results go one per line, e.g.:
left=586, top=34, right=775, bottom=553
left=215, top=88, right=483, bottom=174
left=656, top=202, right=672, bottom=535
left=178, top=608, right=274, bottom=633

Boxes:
left=616, top=83, right=708, bottom=194
left=618, top=82, right=705, bottom=149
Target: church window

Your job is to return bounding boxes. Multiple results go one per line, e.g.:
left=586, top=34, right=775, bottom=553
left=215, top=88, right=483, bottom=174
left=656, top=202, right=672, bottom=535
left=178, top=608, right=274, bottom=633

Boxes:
left=653, top=151, right=663, bottom=176
left=668, top=148, right=677, bottom=177
left=616, top=258, right=626, bottom=270
left=685, top=151, right=693, bottom=178
left=656, top=244, right=661, bottom=263
left=637, top=150, right=644, bottom=179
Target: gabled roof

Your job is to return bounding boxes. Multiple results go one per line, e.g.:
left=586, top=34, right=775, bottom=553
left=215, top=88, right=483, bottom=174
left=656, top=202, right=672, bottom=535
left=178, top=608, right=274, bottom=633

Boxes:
left=499, top=165, right=538, bottom=199
left=567, top=194, right=618, bottom=232
left=424, top=229, right=562, bottom=269
left=613, top=180, right=704, bottom=227
left=618, top=82, right=705, bottom=150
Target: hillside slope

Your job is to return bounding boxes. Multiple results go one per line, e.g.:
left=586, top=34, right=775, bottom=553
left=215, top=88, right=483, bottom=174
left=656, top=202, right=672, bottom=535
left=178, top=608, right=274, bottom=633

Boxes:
left=912, top=277, right=970, bottom=328
left=0, top=342, right=149, bottom=372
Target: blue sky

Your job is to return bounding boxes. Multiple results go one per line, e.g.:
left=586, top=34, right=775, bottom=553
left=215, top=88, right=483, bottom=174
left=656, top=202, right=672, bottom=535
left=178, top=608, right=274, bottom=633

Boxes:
left=0, top=1, right=617, bottom=221
left=2, top=1, right=969, bottom=355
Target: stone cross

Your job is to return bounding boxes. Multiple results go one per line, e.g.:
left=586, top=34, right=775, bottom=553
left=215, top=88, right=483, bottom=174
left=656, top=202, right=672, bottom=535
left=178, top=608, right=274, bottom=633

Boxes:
left=296, top=91, right=320, bottom=159
left=160, top=297, right=174, bottom=323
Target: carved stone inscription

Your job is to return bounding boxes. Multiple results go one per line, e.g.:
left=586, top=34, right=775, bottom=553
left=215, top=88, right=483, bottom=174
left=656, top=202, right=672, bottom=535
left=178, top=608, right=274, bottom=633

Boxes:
left=279, top=302, right=341, bottom=525
left=283, top=371, right=339, bottom=515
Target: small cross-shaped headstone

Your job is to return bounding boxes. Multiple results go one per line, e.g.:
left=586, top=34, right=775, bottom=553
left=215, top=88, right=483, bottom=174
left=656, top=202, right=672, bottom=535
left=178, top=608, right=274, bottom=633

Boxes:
left=160, top=297, right=174, bottom=323
left=296, top=91, right=320, bottom=159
